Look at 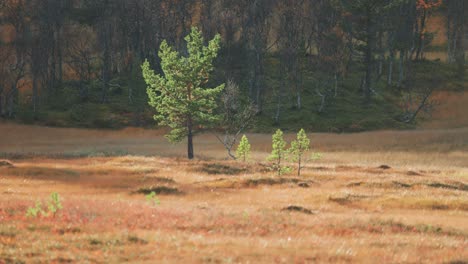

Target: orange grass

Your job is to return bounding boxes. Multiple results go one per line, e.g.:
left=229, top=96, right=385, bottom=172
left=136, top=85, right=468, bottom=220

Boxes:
left=0, top=124, right=467, bottom=263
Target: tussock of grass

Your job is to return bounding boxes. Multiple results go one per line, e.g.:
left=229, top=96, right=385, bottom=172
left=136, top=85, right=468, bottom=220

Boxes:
left=347, top=181, right=467, bottom=192
left=127, top=235, right=148, bottom=245
left=0, top=160, right=14, bottom=168
left=55, top=227, right=81, bottom=235
left=377, top=165, right=392, bottom=170
left=202, top=177, right=316, bottom=189
left=347, top=181, right=412, bottom=189
left=26, top=225, right=52, bottom=233
left=135, top=186, right=182, bottom=195
left=0, top=228, right=17, bottom=238
left=0, top=150, right=132, bottom=160
left=407, top=171, right=423, bottom=176
left=379, top=198, right=468, bottom=211
left=89, top=238, right=103, bottom=246
left=147, top=177, right=176, bottom=184
left=198, top=163, right=248, bottom=175
left=328, top=194, right=377, bottom=205
left=361, top=219, right=467, bottom=238
left=425, top=182, right=468, bottom=191
left=281, top=206, right=314, bottom=215
left=5, top=167, right=80, bottom=181
left=243, top=177, right=303, bottom=187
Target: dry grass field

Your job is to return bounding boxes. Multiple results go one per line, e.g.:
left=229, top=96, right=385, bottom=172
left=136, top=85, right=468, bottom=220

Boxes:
left=0, top=123, right=467, bottom=263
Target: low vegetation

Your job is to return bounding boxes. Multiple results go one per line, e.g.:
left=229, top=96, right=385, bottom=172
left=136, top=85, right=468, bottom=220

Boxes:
left=0, top=2, right=466, bottom=262
left=0, top=124, right=466, bottom=262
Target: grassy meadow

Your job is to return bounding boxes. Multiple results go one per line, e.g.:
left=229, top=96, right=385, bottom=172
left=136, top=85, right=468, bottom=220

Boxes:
left=0, top=123, right=467, bottom=263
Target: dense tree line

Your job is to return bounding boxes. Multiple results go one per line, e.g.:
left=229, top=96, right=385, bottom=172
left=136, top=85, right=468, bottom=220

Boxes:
left=0, top=0, right=465, bottom=127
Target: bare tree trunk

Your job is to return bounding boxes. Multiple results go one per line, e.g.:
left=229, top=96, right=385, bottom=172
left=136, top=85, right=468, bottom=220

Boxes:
left=376, top=30, right=384, bottom=82
left=275, top=85, right=282, bottom=125
left=49, top=37, right=57, bottom=92
left=334, top=74, right=339, bottom=97
left=0, top=85, right=3, bottom=116
left=8, top=94, right=14, bottom=117
left=57, top=24, right=63, bottom=87
left=7, top=85, right=16, bottom=118
left=398, top=50, right=405, bottom=87
left=32, top=75, right=38, bottom=113
left=447, top=6, right=454, bottom=63
left=415, top=11, right=426, bottom=61
left=364, top=10, right=374, bottom=104
left=405, top=88, right=434, bottom=123
left=101, top=23, right=111, bottom=103
left=255, top=52, right=264, bottom=112
left=388, top=50, right=394, bottom=86
left=364, top=39, right=373, bottom=103
left=297, top=91, right=302, bottom=110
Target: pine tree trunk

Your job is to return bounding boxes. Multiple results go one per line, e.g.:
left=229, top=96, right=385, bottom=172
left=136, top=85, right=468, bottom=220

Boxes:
left=187, top=120, right=194, bottom=160
left=297, top=156, right=301, bottom=176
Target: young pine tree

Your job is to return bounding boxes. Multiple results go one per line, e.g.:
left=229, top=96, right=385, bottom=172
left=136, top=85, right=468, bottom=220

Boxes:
left=267, top=129, right=291, bottom=176
left=289, top=129, right=310, bottom=176
left=236, top=135, right=251, bottom=162
left=142, top=27, right=225, bottom=159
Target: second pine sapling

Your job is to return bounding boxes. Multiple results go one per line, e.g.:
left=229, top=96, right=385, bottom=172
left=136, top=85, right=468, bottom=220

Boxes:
left=47, top=192, right=63, bottom=217
left=236, top=135, right=251, bottom=162
left=289, top=129, right=310, bottom=176
left=267, top=129, right=291, bottom=176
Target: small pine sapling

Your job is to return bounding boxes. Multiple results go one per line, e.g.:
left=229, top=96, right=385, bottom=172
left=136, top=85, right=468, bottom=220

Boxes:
left=236, top=135, right=251, bottom=162
left=289, top=129, right=310, bottom=176
left=145, top=191, right=160, bottom=206
left=47, top=192, right=63, bottom=217
left=26, top=192, right=63, bottom=218
left=26, top=201, right=45, bottom=218
left=267, top=129, right=291, bottom=176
